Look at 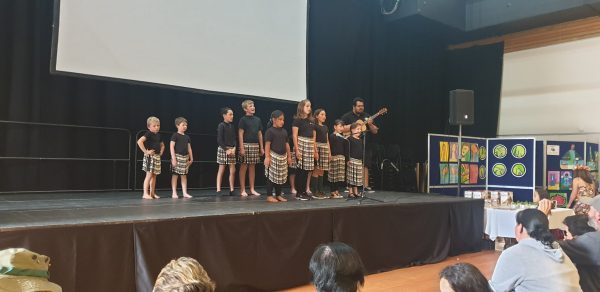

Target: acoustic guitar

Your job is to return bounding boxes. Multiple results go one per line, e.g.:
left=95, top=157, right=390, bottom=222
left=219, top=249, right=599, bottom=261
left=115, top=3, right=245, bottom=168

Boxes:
left=344, top=107, right=388, bottom=137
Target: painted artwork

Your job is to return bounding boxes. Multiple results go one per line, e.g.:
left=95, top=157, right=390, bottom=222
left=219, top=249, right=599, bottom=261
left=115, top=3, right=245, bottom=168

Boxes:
left=479, top=146, right=487, bottom=161
left=449, top=164, right=459, bottom=184
left=449, top=142, right=458, bottom=162
left=549, top=192, right=568, bottom=208
left=469, top=164, right=479, bottom=184
left=461, top=143, right=471, bottom=162
left=547, top=171, right=560, bottom=191
left=460, top=164, right=470, bottom=184
left=586, top=145, right=598, bottom=171
left=470, top=144, right=479, bottom=163
left=492, top=163, right=507, bottom=177
left=560, top=144, right=582, bottom=170
left=439, top=141, right=449, bottom=162
left=493, top=144, right=507, bottom=159
left=561, top=171, right=573, bottom=190
left=511, top=144, right=527, bottom=159
left=439, top=164, right=449, bottom=184
left=478, top=165, right=486, bottom=180
left=511, top=163, right=526, bottom=178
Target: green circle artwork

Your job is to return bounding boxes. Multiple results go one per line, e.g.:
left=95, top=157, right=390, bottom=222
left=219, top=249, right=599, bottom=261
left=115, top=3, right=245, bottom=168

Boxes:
left=479, top=146, right=487, bottom=161
left=493, top=144, right=507, bottom=159
left=511, top=163, right=526, bottom=177
left=492, top=163, right=507, bottom=177
left=511, top=144, right=526, bottom=159
left=479, top=165, right=486, bottom=179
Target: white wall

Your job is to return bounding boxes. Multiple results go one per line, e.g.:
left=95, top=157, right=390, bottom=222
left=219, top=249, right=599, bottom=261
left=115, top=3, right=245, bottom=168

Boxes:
left=499, top=36, right=600, bottom=137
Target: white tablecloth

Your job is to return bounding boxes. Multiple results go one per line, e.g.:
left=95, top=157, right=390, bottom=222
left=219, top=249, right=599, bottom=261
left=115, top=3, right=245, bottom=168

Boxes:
left=484, top=207, right=575, bottom=240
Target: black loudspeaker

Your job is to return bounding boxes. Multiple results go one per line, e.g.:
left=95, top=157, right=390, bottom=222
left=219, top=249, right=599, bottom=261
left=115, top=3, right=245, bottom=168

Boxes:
left=449, top=89, right=474, bottom=125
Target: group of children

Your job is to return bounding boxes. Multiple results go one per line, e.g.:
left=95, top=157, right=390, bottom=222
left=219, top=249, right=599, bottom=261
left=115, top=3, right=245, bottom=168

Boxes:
left=138, top=99, right=366, bottom=202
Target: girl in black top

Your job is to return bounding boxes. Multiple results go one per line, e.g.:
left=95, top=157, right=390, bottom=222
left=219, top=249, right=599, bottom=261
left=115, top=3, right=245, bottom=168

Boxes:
left=292, top=99, right=316, bottom=200
left=312, top=108, right=331, bottom=199
left=328, top=119, right=346, bottom=199
left=264, top=110, right=292, bottom=202
left=346, top=122, right=364, bottom=197
left=216, top=107, right=236, bottom=195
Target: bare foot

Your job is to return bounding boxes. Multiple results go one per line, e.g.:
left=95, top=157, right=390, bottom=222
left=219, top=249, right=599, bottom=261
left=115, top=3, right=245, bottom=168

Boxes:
left=267, top=196, right=279, bottom=203
left=152, top=193, right=160, bottom=199
left=291, top=190, right=297, bottom=195
left=142, top=194, right=153, bottom=200
left=241, top=191, right=249, bottom=197
left=183, top=193, right=193, bottom=198
left=172, top=194, right=179, bottom=199
left=276, top=196, right=288, bottom=202
left=251, top=190, right=261, bottom=196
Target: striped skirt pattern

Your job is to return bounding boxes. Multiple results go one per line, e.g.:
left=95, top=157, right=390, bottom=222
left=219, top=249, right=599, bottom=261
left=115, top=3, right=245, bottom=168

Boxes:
left=296, top=136, right=314, bottom=171
left=142, top=154, right=162, bottom=175
left=328, top=155, right=345, bottom=183
left=315, top=142, right=330, bottom=171
left=265, top=151, right=288, bottom=185
left=171, top=154, right=189, bottom=175
left=346, top=158, right=363, bottom=186
left=217, top=147, right=236, bottom=165
left=239, top=143, right=260, bottom=164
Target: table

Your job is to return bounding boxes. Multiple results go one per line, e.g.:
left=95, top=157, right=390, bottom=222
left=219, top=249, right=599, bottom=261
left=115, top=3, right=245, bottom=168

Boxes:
left=484, top=207, right=575, bottom=240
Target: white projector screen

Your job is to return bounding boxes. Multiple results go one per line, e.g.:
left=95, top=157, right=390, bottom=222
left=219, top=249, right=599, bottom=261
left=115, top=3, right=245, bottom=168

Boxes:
left=52, top=0, right=308, bottom=102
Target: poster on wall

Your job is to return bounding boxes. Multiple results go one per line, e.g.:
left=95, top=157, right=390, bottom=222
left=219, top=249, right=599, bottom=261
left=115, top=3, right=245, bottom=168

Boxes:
left=560, top=143, right=584, bottom=170
left=461, top=143, right=471, bottom=162
left=449, top=142, right=458, bottom=162
left=547, top=171, right=560, bottom=190
left=560, top=171, right=573, bottom=190
left=487, top=138, right=536, bottom=197
left=549, top=192, right=568, bottom=208
left=449, top=164, right=458, bottom=184
left=586, top=143, right=599, bottom=171
left=440, top=142, right=449, bottom=162
left=547, top=145, right=560, bottom=156
left=440, top=164, right=449, bottom=184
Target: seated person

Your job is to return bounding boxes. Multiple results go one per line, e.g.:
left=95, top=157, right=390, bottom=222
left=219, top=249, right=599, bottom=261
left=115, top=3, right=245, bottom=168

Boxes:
left=489, top=209, right=582, bottom=292
left=0, top=248, right=62, bottom=292
left=559, top=197, right=600, bottom=292
left=533, top=188, right=553, bottom=215
left=309, top=242, right=365, bottom=292
left=153, top=257, right=215, bottom=292
left=439, top=263, right=491, bottom=292
left=563, top=214, right=596, bottom=240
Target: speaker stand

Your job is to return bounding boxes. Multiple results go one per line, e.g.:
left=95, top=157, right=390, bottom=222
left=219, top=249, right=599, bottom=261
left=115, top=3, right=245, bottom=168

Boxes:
left=457, top=124, right=462, bottom=197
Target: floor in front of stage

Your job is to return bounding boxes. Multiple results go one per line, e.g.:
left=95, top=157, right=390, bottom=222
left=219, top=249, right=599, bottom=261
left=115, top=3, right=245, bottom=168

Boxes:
left=0, top=189, right=469, bottom=231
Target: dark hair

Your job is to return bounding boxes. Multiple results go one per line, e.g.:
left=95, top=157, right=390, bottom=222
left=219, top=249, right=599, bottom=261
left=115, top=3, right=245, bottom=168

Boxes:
left=314, top=108, right=326, bottom=124
left=563, top=214, right=596, bottom=237
left=573, top=168, right=594, bottom=184
left=220, top=107, right=232, bottom=116
left=439, top=263, right=491, bottom=292
left=174, top=117, right=188, bottom=127
left=516, top=209, right=554, bottom=248
left=352, top=97, right=364, bottom=107
left=333, top=119, right=344, bottom=127
left=267, top=110, right=284, bottom=128
left=309, top=242, right=365, bottom=292
left=535, top=187, right=549, bottom=200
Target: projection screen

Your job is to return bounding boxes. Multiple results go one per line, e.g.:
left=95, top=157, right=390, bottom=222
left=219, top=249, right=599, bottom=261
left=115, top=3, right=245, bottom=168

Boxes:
left=52, top=0, right=308, bottom=102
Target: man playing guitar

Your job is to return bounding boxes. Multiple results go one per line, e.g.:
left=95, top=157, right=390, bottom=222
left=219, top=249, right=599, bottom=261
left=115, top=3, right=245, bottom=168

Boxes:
left=341, top=97, right=386, bottom=193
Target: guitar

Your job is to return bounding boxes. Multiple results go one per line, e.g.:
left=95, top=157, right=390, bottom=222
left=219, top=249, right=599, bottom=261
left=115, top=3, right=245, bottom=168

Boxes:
left=344, top=107, right=388, bottom=137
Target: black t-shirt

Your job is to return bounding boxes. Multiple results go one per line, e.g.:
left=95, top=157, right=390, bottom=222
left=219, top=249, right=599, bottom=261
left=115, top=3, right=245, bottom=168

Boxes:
left=341, top=110, right=375, bottom=146
left=171, top=133, right=191, bottom=155
left=346, top=136, right=364, bottom=160
left=238, top=115, right=263, bottom=143
left=292, top=118, right=315, bottom=138
left=264, top=127, right=288, bottom=155
left=315, top=124, right=328, bottom=143
left=217, top=122, right=236, bottom=149
left=143, top=131, right=162, bottom=153
left=329, top=133, right=345, bottom=156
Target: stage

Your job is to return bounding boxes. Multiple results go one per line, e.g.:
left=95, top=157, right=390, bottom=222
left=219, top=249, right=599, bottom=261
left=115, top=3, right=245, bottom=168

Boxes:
left=0, top=190, right=484, bottom=292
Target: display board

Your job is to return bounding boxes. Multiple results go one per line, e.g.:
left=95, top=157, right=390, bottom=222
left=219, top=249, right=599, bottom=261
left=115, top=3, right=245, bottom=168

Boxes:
left=486, top=138, right=536, bottom=202
left=545, top=141, right=585, bottom=207
left=428, top=134, right=487, bottom=196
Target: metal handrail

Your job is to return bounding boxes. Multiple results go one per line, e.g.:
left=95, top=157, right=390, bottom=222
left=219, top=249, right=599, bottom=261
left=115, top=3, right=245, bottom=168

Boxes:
left=0, top=120, right=132, bottom=193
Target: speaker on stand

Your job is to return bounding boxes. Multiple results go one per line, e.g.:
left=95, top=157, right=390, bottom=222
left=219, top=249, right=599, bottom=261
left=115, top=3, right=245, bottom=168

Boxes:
left=449, top=89, right=474, bottom=197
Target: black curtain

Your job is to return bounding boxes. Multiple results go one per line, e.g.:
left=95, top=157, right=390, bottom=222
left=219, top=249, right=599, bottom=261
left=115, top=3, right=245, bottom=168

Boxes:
left=0, top=0, right=502, bottom=193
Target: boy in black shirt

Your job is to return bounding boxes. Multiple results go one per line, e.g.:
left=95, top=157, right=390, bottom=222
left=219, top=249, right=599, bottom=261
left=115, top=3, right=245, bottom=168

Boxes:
left=346, top=122, right=364, bottom=198
left=137, top=116, right=165, bottom=199
left=328, top=120, right=346, bottom=199
left=238, top=100, right=264, bottom=197
left=264, top=110, right=292, bottom=202
left=216, top=108, right=236, bottom=196
left=170, top=117, right=193, bottom=199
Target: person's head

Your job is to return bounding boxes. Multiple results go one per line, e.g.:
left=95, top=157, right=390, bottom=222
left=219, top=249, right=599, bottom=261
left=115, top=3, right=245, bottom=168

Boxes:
left=352, top=97, right=365, bottom=114
left=241, top=100, right=255, bottom=115
left=295, top=99, right=312, bottom=119
left=562, top=214, right=596, bottom=239
left=573, top=165, right=593, bottom=184
left=221, top=107, right=233, bottom=123
left=314, top=108, right=326, bottom=124
left=533, top=188, right=549, bottom=203
left=270, top=110, right=285, bottom=128
left=175, top=117, right=188, bottom=133
left=439, top=263, right=490, bottom=292
left=350, top=122, right=362, bottom=137
left=153, top=257, right=215, bottom=292
left=515, top=209, right=554, bottom=247
left=333, top=119, right=345, bottom=134
left=309, top=242, right=365, bottom=292
left=588, top=196, right=600, bottom=229
left=147, top=116, right=161, bottom=133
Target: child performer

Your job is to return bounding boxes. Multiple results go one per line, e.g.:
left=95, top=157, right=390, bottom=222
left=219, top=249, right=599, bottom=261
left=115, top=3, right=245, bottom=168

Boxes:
left=137, top=116, right=165, bottom=200
left=288, top=135, right=298, bottom=196
left=311, top=109, right=330, bottom=199
left=238, top=100, right=264, bottom=197
left=292, top=99, right=316, bottom=201
left=216, top=108, right=236, bottom=196
left=264, top=110, right=292, bottom=202
left=346, top=122, right=364, bottom=198
left=170, top=117, right=193, bottom=199
left=328, top=120, right=346, bottom=199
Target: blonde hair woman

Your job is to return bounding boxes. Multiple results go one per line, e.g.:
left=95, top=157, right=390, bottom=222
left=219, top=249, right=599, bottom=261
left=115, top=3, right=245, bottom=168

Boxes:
left=153, top=257, right=215, bottom=292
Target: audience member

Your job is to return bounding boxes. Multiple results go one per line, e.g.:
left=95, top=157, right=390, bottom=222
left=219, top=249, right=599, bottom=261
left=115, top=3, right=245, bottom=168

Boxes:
left=0, top=248, right=62, bottom=292
left=559, top=196, right=600, bottom=292
left=439, top=263, right=491, bottom=292
left=533, top=188, right=553, bottom=215
left=489, top=209, right=581, bottom=291
left=568, top=165, right=597, bottom=215
left=153, top=257, right=215, bottom=292
left=309, top=242, right=365, bottom=292
left=563, top=214, right=596, bottom=239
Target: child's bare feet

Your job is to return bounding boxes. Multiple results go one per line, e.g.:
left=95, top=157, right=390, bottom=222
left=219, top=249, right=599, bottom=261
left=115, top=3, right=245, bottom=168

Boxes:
left=152, top=193, right=160, bottom=199
left=276, top=196, right=287, bottom=202
left=241, top=191, right=249, bottom=197
left=183, top=193, right=192, bottom=198
left=267, top=196, right=279, bottom=203
left=250, top=190, right=261, bottom=196
left=172, top=193, right=179, bottom=199
left=142, top=194, right=153, bottom=200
